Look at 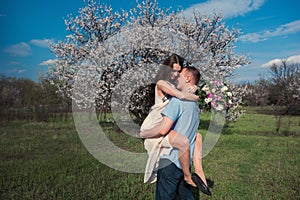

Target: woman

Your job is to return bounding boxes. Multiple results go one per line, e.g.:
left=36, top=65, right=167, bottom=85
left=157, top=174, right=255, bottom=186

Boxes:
left=140, top=54, right=211, bottom=195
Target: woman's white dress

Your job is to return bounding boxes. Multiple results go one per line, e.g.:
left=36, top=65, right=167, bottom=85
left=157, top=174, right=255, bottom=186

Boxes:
left=141, top=85, right=172, bottom=183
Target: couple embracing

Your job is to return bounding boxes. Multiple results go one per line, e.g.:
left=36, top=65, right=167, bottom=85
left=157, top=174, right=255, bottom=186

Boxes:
left=140, top=54, right=211, bottom=199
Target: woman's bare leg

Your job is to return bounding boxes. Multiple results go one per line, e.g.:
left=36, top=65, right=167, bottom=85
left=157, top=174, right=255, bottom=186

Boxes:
left=168, top=130, right=196, bottom=187
left=193, top=133, right=207, bottom=185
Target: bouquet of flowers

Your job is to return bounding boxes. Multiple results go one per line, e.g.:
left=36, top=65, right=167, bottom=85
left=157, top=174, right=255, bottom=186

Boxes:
left=198, top=80, right=245, bottom=121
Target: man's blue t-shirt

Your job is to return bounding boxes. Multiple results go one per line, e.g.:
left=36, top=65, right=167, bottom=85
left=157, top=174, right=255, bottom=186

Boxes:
left=161, top=97, right=200, bottom=169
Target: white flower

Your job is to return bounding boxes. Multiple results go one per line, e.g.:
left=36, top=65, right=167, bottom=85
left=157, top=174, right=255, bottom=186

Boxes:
left=227, top=92, right=232, bottom=97
left=204, top=98, right=212, bottom=103
left=228, top=99, right=233, bottom=104
left=201, top=85, right=210, bottom=94
left=221, top=86, right=228, bottom=92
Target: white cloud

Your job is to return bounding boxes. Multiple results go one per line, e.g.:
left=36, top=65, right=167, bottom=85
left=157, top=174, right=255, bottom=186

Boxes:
left=262, top=59, right=282, bottom=68
left=30, top=39, right=53, bottom=48
left=240, top=19, right=300, bottom=43
left=3, top=38, right=54, bottom=57
left=4, top=42, right=32, bottom=57
left=40, top=59, right=58, bottom=66
left=182, top=0, right=265, bottom=19
left=17, top=69, right=26, bottom=74
left=287, top=55, right=300, bottom=65
left=262, top=55, right=300, bottom=68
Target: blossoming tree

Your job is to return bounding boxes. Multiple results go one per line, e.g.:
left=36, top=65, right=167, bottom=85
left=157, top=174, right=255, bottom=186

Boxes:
left=47, top=0, right=249, bottom=124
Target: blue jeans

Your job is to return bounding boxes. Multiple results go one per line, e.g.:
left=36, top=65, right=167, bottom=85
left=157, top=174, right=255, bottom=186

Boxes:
left=155, top=159, right=194, bottom=200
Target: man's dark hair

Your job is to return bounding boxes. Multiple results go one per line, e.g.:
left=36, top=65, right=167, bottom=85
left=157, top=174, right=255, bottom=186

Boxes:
left=185, top=66, right=201, bottom=85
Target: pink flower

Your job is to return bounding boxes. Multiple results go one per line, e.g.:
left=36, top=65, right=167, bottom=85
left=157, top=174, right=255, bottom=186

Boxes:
left=216, top=95, right=222, bottom=101
left=215, top=80, right=222, bottom=86
left=211, top=100, right=216, bottom=108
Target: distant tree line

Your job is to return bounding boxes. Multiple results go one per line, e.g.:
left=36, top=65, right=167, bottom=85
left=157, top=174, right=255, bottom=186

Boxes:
left=243, top=59, right=300, bottom=115
left=0, top=74, right=71, bottom=122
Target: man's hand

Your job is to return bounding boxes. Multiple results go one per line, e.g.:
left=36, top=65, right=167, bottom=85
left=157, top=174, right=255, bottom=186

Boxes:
left=140, top=116, right=174, bottom=138
left=185, top=85, right=199, bottom=94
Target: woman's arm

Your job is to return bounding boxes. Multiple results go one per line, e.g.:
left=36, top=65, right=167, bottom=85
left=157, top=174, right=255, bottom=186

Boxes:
left=157, top=80, right=199, bottom=101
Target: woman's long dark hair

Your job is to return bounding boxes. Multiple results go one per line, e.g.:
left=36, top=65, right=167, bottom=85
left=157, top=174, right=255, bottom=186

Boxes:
left=161, top=53, right=184, bottom=71
left=154, top=53, right=185, bottom=83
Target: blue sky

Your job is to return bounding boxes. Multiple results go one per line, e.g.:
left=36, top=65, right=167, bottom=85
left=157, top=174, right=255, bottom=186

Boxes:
left=0, top=0, right=299, bottom=82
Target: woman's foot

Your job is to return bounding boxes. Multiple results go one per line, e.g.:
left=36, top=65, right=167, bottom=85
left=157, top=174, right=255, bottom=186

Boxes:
left=195, top=170, right=208, bottom=186
left=184, top=176, right=197, bottom=187
left=191, top=173, right=212, bottom=196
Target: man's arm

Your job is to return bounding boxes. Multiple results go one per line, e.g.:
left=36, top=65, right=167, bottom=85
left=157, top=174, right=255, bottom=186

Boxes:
left=140, top=116, right=174, bottom=138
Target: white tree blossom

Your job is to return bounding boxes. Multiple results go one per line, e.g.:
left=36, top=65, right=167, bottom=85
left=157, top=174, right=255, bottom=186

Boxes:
left=47, top=0, right=249, bottom=122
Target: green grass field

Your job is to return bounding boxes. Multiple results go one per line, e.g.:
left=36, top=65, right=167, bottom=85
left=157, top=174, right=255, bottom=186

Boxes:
left=1, top=109, right=299, bottom=199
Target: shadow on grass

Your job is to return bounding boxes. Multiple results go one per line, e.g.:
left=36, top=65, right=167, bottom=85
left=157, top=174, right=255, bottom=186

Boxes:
left=206, top=178, right=214, bottom=188
left=221, top=123, right=234, bottom=135
left=199, top=119, right=210, bottom=131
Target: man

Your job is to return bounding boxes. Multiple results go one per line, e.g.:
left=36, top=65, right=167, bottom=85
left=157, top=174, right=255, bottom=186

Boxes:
left=142, top=66, right=201, bottom=199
